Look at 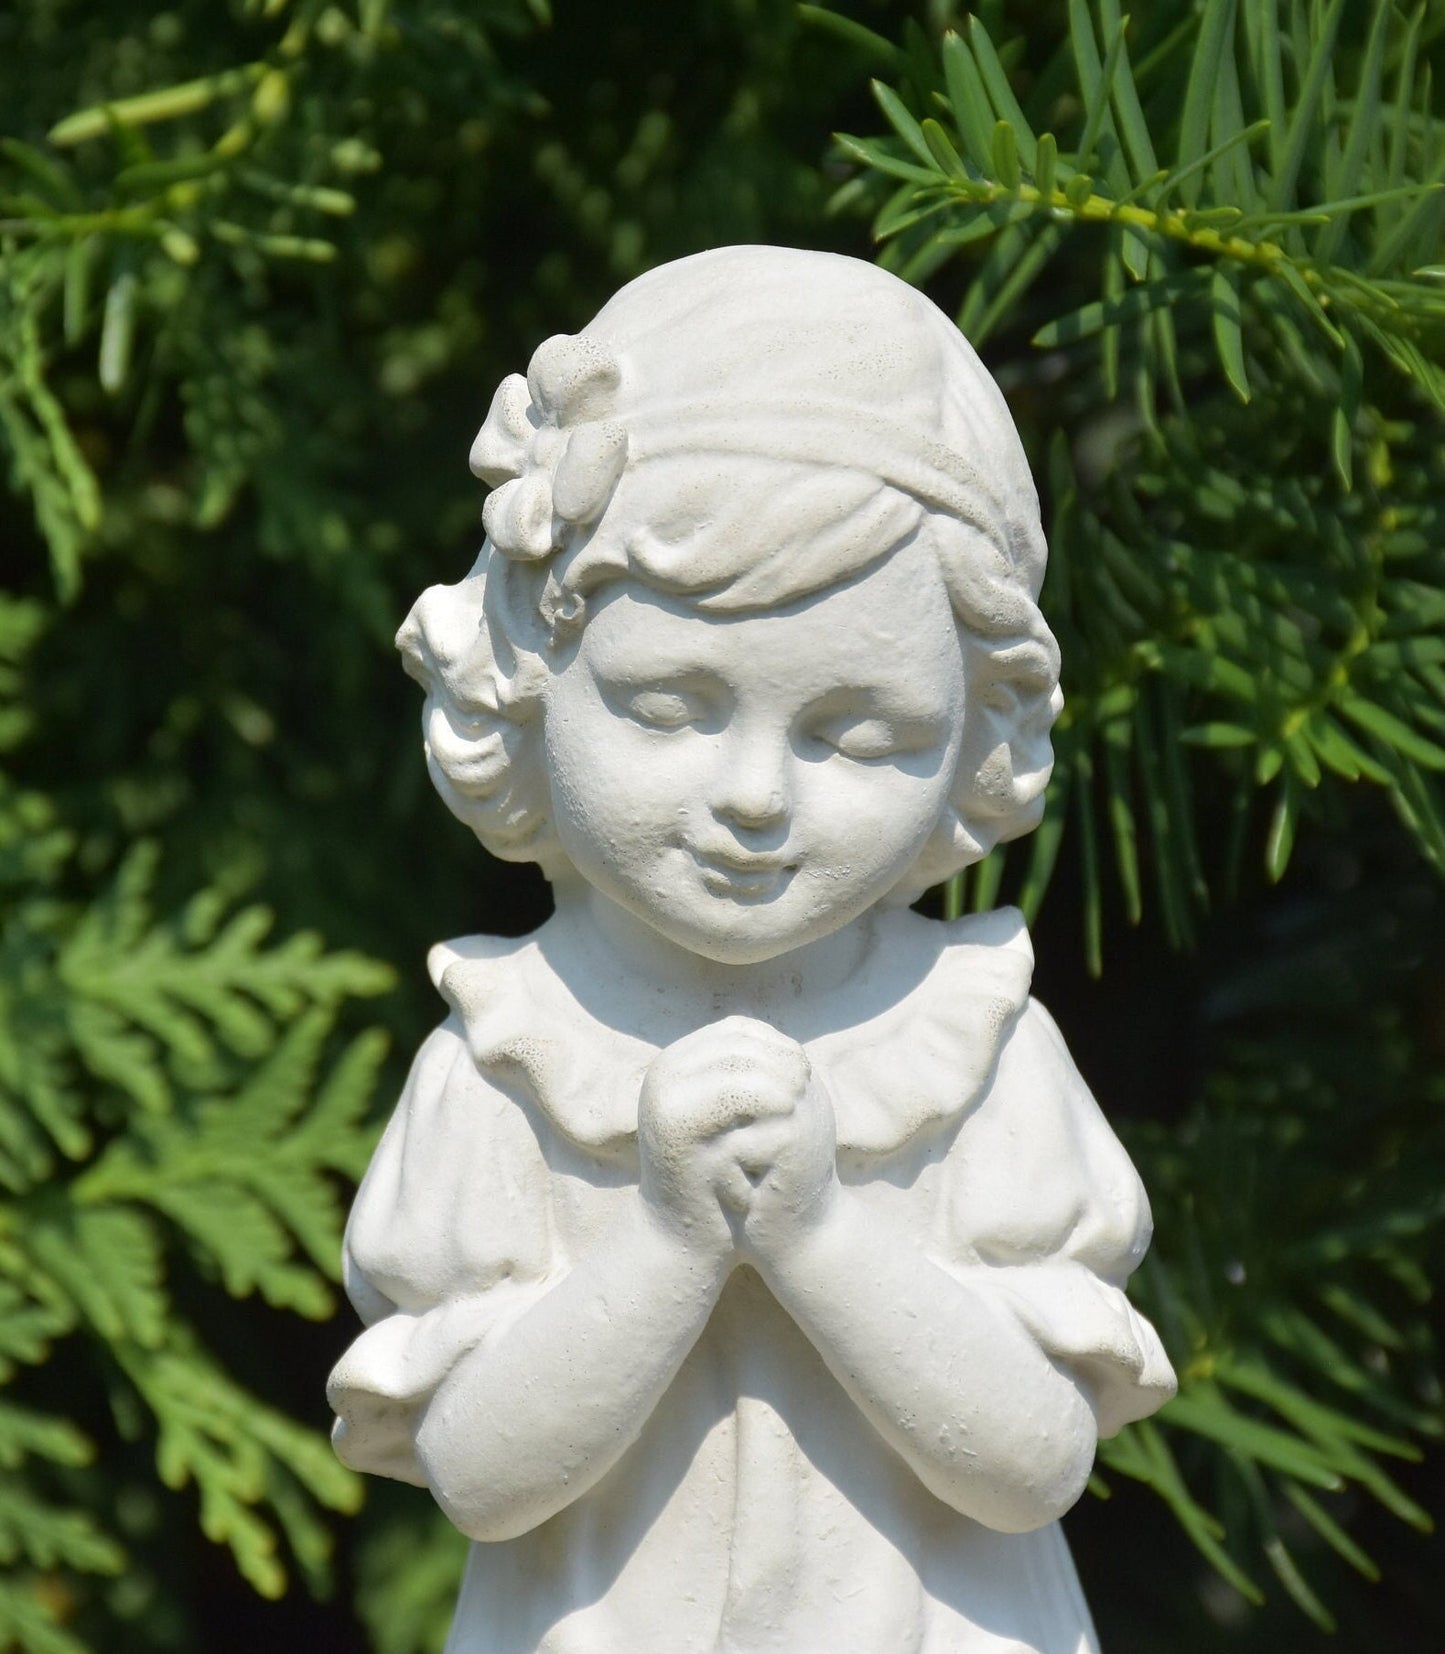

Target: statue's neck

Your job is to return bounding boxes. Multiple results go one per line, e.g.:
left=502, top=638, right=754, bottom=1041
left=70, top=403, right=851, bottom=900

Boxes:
left=543, top=882, right=874, bottom=1034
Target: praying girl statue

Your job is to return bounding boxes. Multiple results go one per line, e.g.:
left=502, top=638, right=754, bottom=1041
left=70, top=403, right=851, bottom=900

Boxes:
left=328, top=245, right=1177, bottom=1653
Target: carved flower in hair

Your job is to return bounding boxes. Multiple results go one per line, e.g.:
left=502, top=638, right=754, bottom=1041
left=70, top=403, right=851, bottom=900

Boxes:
left=468, top=333, right=630, bottom=561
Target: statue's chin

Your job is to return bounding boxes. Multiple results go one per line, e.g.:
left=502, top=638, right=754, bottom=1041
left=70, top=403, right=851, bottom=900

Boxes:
left=634, top=900, right=864, bottom=971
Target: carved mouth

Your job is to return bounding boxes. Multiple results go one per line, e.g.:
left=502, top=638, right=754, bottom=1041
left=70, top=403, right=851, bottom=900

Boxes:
left=688, top=848, right=798, bottom=900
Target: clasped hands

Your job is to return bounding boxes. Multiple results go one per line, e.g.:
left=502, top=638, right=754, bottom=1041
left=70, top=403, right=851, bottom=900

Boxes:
left=638, top=1016, right=838, bottom=1266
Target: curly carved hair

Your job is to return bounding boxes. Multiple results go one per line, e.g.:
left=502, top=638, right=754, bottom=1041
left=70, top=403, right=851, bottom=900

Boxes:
left=398, top=246, right=1062, bottom=901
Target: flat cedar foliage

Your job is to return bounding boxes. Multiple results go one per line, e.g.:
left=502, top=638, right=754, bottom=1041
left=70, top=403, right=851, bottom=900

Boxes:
left=0, top=0, right=1442, bottom=1648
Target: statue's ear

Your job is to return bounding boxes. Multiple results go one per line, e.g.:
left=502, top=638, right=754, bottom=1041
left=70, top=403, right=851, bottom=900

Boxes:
left=480, top=551, right=553, bottom=695
left=965, top=639, right=1059, bottom=812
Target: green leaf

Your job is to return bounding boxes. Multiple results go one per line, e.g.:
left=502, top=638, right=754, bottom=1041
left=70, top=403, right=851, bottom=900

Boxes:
left=1283, top=1484, right=1381, bottom=1582
left=1210, top=266, right=1251, bottom=400
left=1315, top=0, right=1392, bottom=264
left=1262, top=1523, right=1337, bottom=1631
left=127, top=1337, right=360, bottom=1598
left=1075, top=749, right=1104, bottom=976
left=970, top=846, right=1007, bottom=913
left=1071, top=0, right=1127, bottom=174
left=48, top=66, right=266, bottom=146
left=1368, top=159, right=1445, bottom=277
left=1177, top=0, right=1238, bottom=204
left=941, top=870, right=964, bottom=921
left=0, top=1580, right=91, bottom=1654
left=1210, top=20, right=1257, bottom=208
left=834, top=132, right=939, bottom=187
left=991, top=120, right=1020, bottom=190
left=1064, top=170, right=1094, bottom=208
left=940, top=30, right=996, bottom=173
left=0, top=140, right=83, bottom=210
left=354, top=1503, right=468, bottom=1654
left=24, top=1206, right=167, bottom=1347
left=1269, top=0, right=1348, bottom=212
left=1102, top=727, right=1144, bottom=924
left=967, top=219, right=1067, bottom=346
left=1243, top=0, right=1286, bottom=175
left=796, top=5, right=900, bottom=71
left=1182, top=721, right=1256, bottom=748
left=1112, top=1419, right=1266, bottom=1603
left=98, top=269, right=137, bottom=396
left=920, top=119, right=967, bottom=180
left=1264, top=776, right=1298, bottom=881
left=1331, top=328, right=1362, bottom=487
left=1017, top=762, right=1070, bottom=921
left=1387, top=5, right=1424, bottom=197
left=1338, top=693, right=1445, bottom=771
left=1274, top=259, right=1345, bottom=347
left=1098, top=0, right=1159, bottom=188
left=1166, top=1386, right=1345, bottom=1490
left=870, top=81, right=935, bottom=168
left=1033, top=129, right=1058, bottom=201
left=0, top=1402, right=93, bottom=1471
left=1033, top=268, right=1208, bottom=347
left=1222, top=1351, right=1435, bottom=1526
left=1134, top=695, right=1194, bottom=946
left=873, top=187, right=952, bottom=240
left=0, top=1478, right=123, bottom=1574
left=1156, top=119, right=1271, bottom=209
left=966, top=15, right=1038, bottom=167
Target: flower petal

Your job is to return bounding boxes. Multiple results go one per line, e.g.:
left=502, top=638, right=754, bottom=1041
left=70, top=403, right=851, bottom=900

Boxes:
left=527, top=334, right=621, bottom=425
left=552, top=421, right=628, bottom=524
left=470, top=375, right=534, bottom=483
left=496, top=472, right=555, bottom=560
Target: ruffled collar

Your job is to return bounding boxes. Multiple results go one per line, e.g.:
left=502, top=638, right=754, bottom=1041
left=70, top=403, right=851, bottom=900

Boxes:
left=429, top=906, right=1033, bottom=1161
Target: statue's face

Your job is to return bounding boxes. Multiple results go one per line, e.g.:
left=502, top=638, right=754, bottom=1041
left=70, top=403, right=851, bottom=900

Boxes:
left=542, top=533, right=966, bottom=965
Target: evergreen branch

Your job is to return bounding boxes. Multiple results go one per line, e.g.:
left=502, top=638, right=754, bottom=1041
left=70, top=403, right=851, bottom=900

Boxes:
left=353, top=1503, right=468, bottom=1654
left=0, top=1479, right=123, bottom=1576
left=119, top=1333, right=362, bottom=1599
left=56, top=841, right=393, bottom=1113
left=76, top=1011, right=388, bottom=1311
left=839, top=120, right=1445, bottom=343
left=841, top=3, right=1445, bottom=424
left=0, top=1580, right=90, bottom=1654
left=46, top=66, right=269, bottom=149
left=0, top=714, right=388, bottom=1631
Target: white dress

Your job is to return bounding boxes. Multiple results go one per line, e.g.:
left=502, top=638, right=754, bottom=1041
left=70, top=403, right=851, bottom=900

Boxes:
left=329, top=907, right=1175, bottom=1653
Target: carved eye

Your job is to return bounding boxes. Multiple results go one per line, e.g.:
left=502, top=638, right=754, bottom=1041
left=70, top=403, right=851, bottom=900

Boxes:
left=627, top=689, right=700, bottom=730
left=818, top=717, right=905, bottom=761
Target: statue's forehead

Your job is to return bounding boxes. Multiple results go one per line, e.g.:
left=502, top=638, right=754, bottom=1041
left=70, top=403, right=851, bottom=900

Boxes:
left=570, top=547, right=964, bottom=706
left=558, top=452, right=927, bottom=614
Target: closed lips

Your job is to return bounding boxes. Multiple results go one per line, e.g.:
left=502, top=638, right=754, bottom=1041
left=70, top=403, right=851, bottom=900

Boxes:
left=689, top=848, right=795, bottom=876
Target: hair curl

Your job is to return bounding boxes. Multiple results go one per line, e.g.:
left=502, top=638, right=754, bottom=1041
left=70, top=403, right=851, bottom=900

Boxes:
left=398, top=247, right=1062, bottom=903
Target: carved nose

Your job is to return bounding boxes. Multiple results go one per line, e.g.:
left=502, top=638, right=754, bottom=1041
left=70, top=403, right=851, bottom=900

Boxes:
left=714, top=736, right=789, bottom=828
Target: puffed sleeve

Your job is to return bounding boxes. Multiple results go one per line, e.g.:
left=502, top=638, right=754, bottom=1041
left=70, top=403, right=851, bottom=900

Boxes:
left=327, top=1019, right=556, bottom=1484
left=934, top=998, right=1177, bottom=1438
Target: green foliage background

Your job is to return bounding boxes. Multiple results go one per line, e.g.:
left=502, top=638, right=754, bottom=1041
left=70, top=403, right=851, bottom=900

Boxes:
left=0, top=1, right=1442, bottom=1649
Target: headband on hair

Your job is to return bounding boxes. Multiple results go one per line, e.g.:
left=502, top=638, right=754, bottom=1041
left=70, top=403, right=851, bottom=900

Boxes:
left=469, top=336, right=629, bottom=561
left=466, top=288, right=1045, bottom=613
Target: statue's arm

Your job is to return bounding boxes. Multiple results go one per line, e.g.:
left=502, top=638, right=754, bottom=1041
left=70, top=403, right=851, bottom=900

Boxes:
left=406, top=1015, right=870, bottom=1543
left=329, top=1022, right=732, bottom=1542
left=747, top=999, right=1173, bottom=1534
left=755, top=1193, right=1100, bottom=1533
left=407, top=1202, right=725, bottom=1542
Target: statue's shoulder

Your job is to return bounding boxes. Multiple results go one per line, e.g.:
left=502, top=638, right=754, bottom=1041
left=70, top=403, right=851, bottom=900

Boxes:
left=872, top=903, right=1034, bottom=1003
left=425, top=928, right=539, bottom=993
left=934, top=902, right=1033, bottom=963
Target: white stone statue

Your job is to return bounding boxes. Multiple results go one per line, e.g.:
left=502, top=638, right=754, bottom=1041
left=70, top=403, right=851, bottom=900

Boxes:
left=328, top=245, right=1177, bottom=1654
